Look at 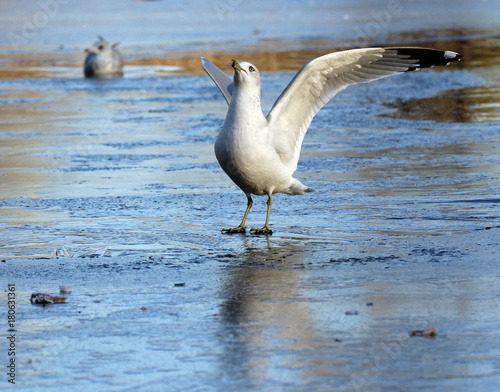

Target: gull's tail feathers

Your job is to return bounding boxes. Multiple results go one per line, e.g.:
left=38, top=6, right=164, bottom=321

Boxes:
left=283, top=178, right=315, bottom=195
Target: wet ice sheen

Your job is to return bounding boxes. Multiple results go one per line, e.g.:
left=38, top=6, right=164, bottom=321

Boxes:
left=1, top=58, right=499, bottom=389
left=1, top=1, right=500, bottom=391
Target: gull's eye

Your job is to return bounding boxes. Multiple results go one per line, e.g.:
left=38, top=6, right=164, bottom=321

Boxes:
left=98, top=44, right=105, bottom=51
left=249, top=66, right=255, bottom=72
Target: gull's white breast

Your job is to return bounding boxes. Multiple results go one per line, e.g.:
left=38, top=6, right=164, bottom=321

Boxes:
left=215, top=112, right=291, bottom=196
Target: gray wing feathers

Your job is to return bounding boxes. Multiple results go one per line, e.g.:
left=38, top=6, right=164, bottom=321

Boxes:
left=267, top=47, right=460, bottom=173
left=201, top=57, right=233, bottom=105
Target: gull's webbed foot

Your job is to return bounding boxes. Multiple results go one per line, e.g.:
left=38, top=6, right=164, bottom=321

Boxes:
left=250, top=227, right=273, bottom=235
left=221, top=226, right=246, bottom=234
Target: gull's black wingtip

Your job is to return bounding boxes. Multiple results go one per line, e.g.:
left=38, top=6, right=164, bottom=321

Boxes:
left=386, top=47, right=462, bottom=70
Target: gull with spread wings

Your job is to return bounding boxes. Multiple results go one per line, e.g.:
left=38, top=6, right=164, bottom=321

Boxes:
left=201, top=47, right=461, bottom=235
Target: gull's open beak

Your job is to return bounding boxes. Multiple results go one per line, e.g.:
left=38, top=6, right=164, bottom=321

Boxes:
left=231, top=59, right=247, bottom=74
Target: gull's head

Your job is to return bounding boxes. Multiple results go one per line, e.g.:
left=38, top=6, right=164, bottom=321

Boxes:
left=231, top=60, right=261, bottom=89
left=85, top=36, right=119, bottom=56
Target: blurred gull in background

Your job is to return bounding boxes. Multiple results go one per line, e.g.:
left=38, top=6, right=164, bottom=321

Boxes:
left=84, top=35, right=124, bottom=78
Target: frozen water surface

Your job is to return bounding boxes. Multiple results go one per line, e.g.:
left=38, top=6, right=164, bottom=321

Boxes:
left=1, top=1, right=500, bottom=391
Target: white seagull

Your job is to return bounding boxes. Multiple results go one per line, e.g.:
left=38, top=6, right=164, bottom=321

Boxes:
left=201, top=47, right=461, bottom=235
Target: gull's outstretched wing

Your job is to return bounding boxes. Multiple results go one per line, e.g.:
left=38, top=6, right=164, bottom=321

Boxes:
left=201, top=57, right=233, bottom=105
left=267, top=47, right=461, bottom=173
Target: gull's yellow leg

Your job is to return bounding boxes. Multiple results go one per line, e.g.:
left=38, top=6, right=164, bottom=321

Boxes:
left=222, top=193, right=252, bottom=234
left=250, top=194, right=273, bottom=235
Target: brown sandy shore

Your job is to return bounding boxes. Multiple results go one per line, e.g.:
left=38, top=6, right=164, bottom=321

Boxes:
left=0, top=27, right=498, bottom=78
left=1, top=1, right=500, bottom=391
